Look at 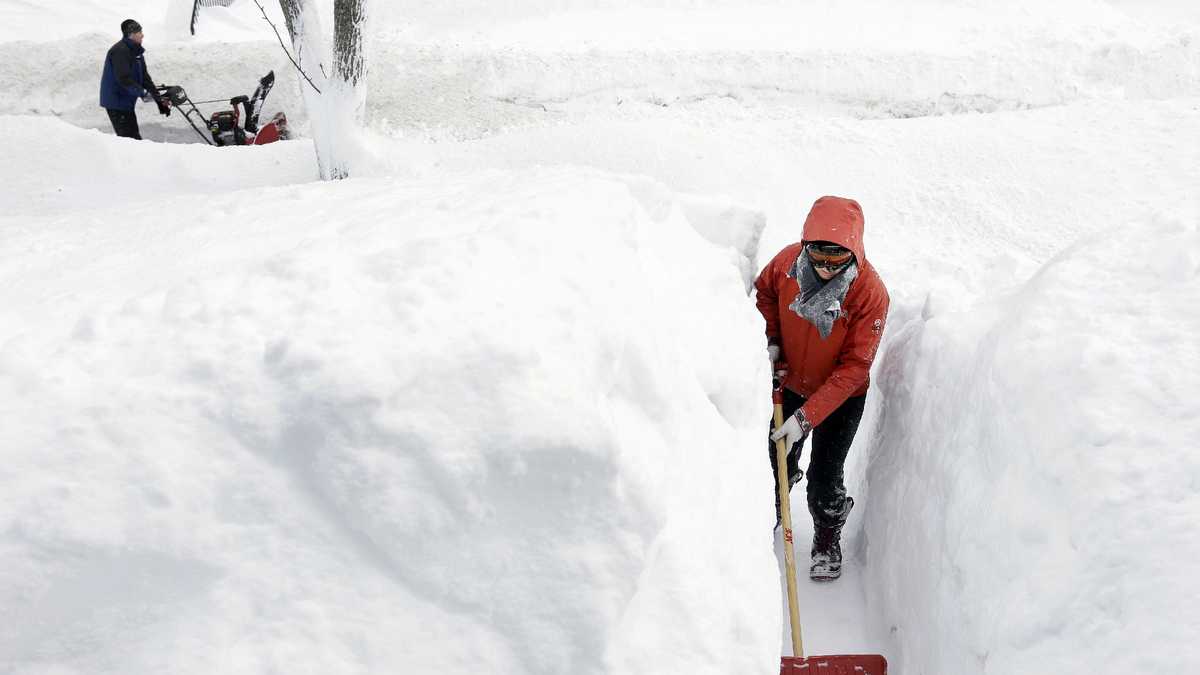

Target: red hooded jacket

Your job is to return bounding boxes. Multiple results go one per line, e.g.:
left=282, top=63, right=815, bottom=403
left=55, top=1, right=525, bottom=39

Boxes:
left=754, top=197, right=890, bottom=427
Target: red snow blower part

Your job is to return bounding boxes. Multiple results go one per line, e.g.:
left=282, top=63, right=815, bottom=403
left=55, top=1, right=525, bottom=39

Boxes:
left=156, top=70, right=290, bottom=147
left=773, top=384, right=888, bottom=675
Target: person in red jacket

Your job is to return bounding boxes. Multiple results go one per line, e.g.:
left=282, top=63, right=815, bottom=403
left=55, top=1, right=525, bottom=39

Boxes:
left=755, top=196, right=889, bottom=580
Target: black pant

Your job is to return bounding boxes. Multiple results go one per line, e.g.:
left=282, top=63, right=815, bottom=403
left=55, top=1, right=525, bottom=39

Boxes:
left=769, top=389, right=865, bottom=528
left=106, top=108, right=142, bottom=140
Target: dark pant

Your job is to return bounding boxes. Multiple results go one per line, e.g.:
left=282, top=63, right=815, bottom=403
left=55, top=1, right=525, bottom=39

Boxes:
left=106, top=108, right=142, bottom=140
left=769, top=389, right=866, bottom=528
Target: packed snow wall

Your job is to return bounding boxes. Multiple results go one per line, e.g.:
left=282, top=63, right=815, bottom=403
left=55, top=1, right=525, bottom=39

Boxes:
left=865, top=217, right=1200, bottom=674
left=0, top=165, right=780, bottom=675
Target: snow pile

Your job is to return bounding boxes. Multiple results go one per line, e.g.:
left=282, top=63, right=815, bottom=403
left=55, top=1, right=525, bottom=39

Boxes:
left=0, top=165, right=779, bottom=675
left=0, top=116, right=315, bottom=216
left=866, top=216, right=1200, bottom=673
left=0, top=0, right=271, bottom=43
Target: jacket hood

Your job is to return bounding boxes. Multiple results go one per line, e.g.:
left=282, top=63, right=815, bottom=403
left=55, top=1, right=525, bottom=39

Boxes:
left=800, top=196, right=866, bottom=263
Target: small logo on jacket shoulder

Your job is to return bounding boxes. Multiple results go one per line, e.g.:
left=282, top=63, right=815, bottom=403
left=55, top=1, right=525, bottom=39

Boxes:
left=872, top=319, right=883, bottom=336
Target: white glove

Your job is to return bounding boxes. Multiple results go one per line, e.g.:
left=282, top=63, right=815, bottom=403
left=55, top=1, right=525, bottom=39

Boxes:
left=771, top=409, right=812, bottom=451
left=767, top=344, right=781, bottom=364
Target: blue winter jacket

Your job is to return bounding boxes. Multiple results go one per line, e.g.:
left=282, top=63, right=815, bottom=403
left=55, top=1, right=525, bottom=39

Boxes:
left=100, top=38, right=157, bottom=111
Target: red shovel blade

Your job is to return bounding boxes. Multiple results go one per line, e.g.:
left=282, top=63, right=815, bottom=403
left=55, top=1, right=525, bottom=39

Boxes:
left=781, top=654, right=887, bottom=674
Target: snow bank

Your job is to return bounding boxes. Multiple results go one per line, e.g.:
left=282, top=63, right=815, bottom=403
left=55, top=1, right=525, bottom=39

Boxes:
left=7, top=1, right=1197, bottom=141
left=0, top=116, right=315, bottom=216
left=381, top=16, right=1200, bottom=129
left=866, top=216, right=1200, bottom=673
left=368, top=2, right=1200, bottom=137
left=0, top=0, right=280, bottom=43
left=0, top=162, right=779, bottom=675
left=371, top=0, right=1200, bottom=127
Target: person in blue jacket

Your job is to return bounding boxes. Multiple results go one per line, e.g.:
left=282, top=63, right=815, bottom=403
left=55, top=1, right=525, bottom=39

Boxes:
left=99, top=19, right=170, bottom=140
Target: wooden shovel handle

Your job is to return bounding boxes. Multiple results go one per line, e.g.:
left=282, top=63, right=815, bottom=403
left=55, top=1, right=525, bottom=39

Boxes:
left=775, top=402, right=805, bottom=657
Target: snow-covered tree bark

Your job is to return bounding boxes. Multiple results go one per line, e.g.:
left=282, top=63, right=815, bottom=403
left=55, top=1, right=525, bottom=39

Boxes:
left=279, top=0, right=367, bottom=180
left=278, top=0, right=299, bottom=37
left=334, top=0, right=366, bottom=86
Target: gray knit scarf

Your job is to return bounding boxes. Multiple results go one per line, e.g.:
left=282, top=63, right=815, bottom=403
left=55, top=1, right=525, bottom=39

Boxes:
left=787, top=254, right=859, bottom=339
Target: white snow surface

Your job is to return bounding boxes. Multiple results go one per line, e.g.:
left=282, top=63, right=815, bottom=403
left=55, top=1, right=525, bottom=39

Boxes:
left=868, top=217, right=1200, bottom=673
left=3, top=1, right=1200, bottom=674
left=1, top=147, right=779, bottom=674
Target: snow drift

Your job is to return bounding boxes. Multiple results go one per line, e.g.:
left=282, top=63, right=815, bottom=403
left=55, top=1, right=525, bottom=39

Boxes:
left=0, top=162, right=779, bottom=675
left=0, top=116, right=315, bottom=217
left=5, top=0, right=1197, bottom=141
left=867, top=216, right=1200, bottom=674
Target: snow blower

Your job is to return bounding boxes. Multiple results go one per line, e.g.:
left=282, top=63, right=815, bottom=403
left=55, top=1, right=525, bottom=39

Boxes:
left=155, top=71, right=290, bottom=147
left=773, top=384, right=888, bottom=675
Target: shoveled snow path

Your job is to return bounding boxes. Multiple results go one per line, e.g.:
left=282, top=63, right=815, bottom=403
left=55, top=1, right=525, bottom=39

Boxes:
left=391, top=96, right=1198, bottom=673
left=777, top=503, right=885, bottom=658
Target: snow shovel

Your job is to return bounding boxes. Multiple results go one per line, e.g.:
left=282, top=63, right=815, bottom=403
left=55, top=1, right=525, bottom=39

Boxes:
left=773, top=386, right=888, bottom=675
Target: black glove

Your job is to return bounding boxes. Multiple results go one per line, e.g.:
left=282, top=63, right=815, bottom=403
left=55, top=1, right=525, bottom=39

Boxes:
left=157, top=100, right=171, bottom=117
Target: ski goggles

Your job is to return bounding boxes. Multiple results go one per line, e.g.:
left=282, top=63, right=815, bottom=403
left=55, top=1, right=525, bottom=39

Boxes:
left=805, top=242, right=854, bottom=271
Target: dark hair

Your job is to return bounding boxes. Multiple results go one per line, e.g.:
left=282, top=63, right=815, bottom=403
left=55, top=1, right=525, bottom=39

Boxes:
left=121, top=19, right=143, bottom=36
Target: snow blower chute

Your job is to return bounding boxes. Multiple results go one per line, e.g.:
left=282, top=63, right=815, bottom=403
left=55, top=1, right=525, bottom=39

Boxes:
left=156, top=71, right=290, bottom=147
left=773, top=385, right=888, bottom=675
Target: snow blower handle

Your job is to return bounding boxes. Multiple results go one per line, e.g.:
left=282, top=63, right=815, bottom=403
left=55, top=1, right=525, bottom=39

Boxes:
left=773, top=376, right=805, bottom=658
left=157, top=85, right=187, bottom=106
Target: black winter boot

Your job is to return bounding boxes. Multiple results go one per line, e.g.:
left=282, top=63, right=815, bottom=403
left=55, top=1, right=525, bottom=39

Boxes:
left=809, top=524, right=844, bottom=580
left=809, top=496, right=853, bottom=580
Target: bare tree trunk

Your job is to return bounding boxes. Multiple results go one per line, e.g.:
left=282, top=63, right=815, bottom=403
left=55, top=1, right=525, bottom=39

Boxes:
left=278, top=0, right=300, bottom=42
left=276, top=0, right=368, bottom=181
left=334, top=0, right=366, bottom=87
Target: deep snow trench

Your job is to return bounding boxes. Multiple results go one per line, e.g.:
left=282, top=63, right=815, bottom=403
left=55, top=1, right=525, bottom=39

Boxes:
left=2, top=1, right=1199, bottom=674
